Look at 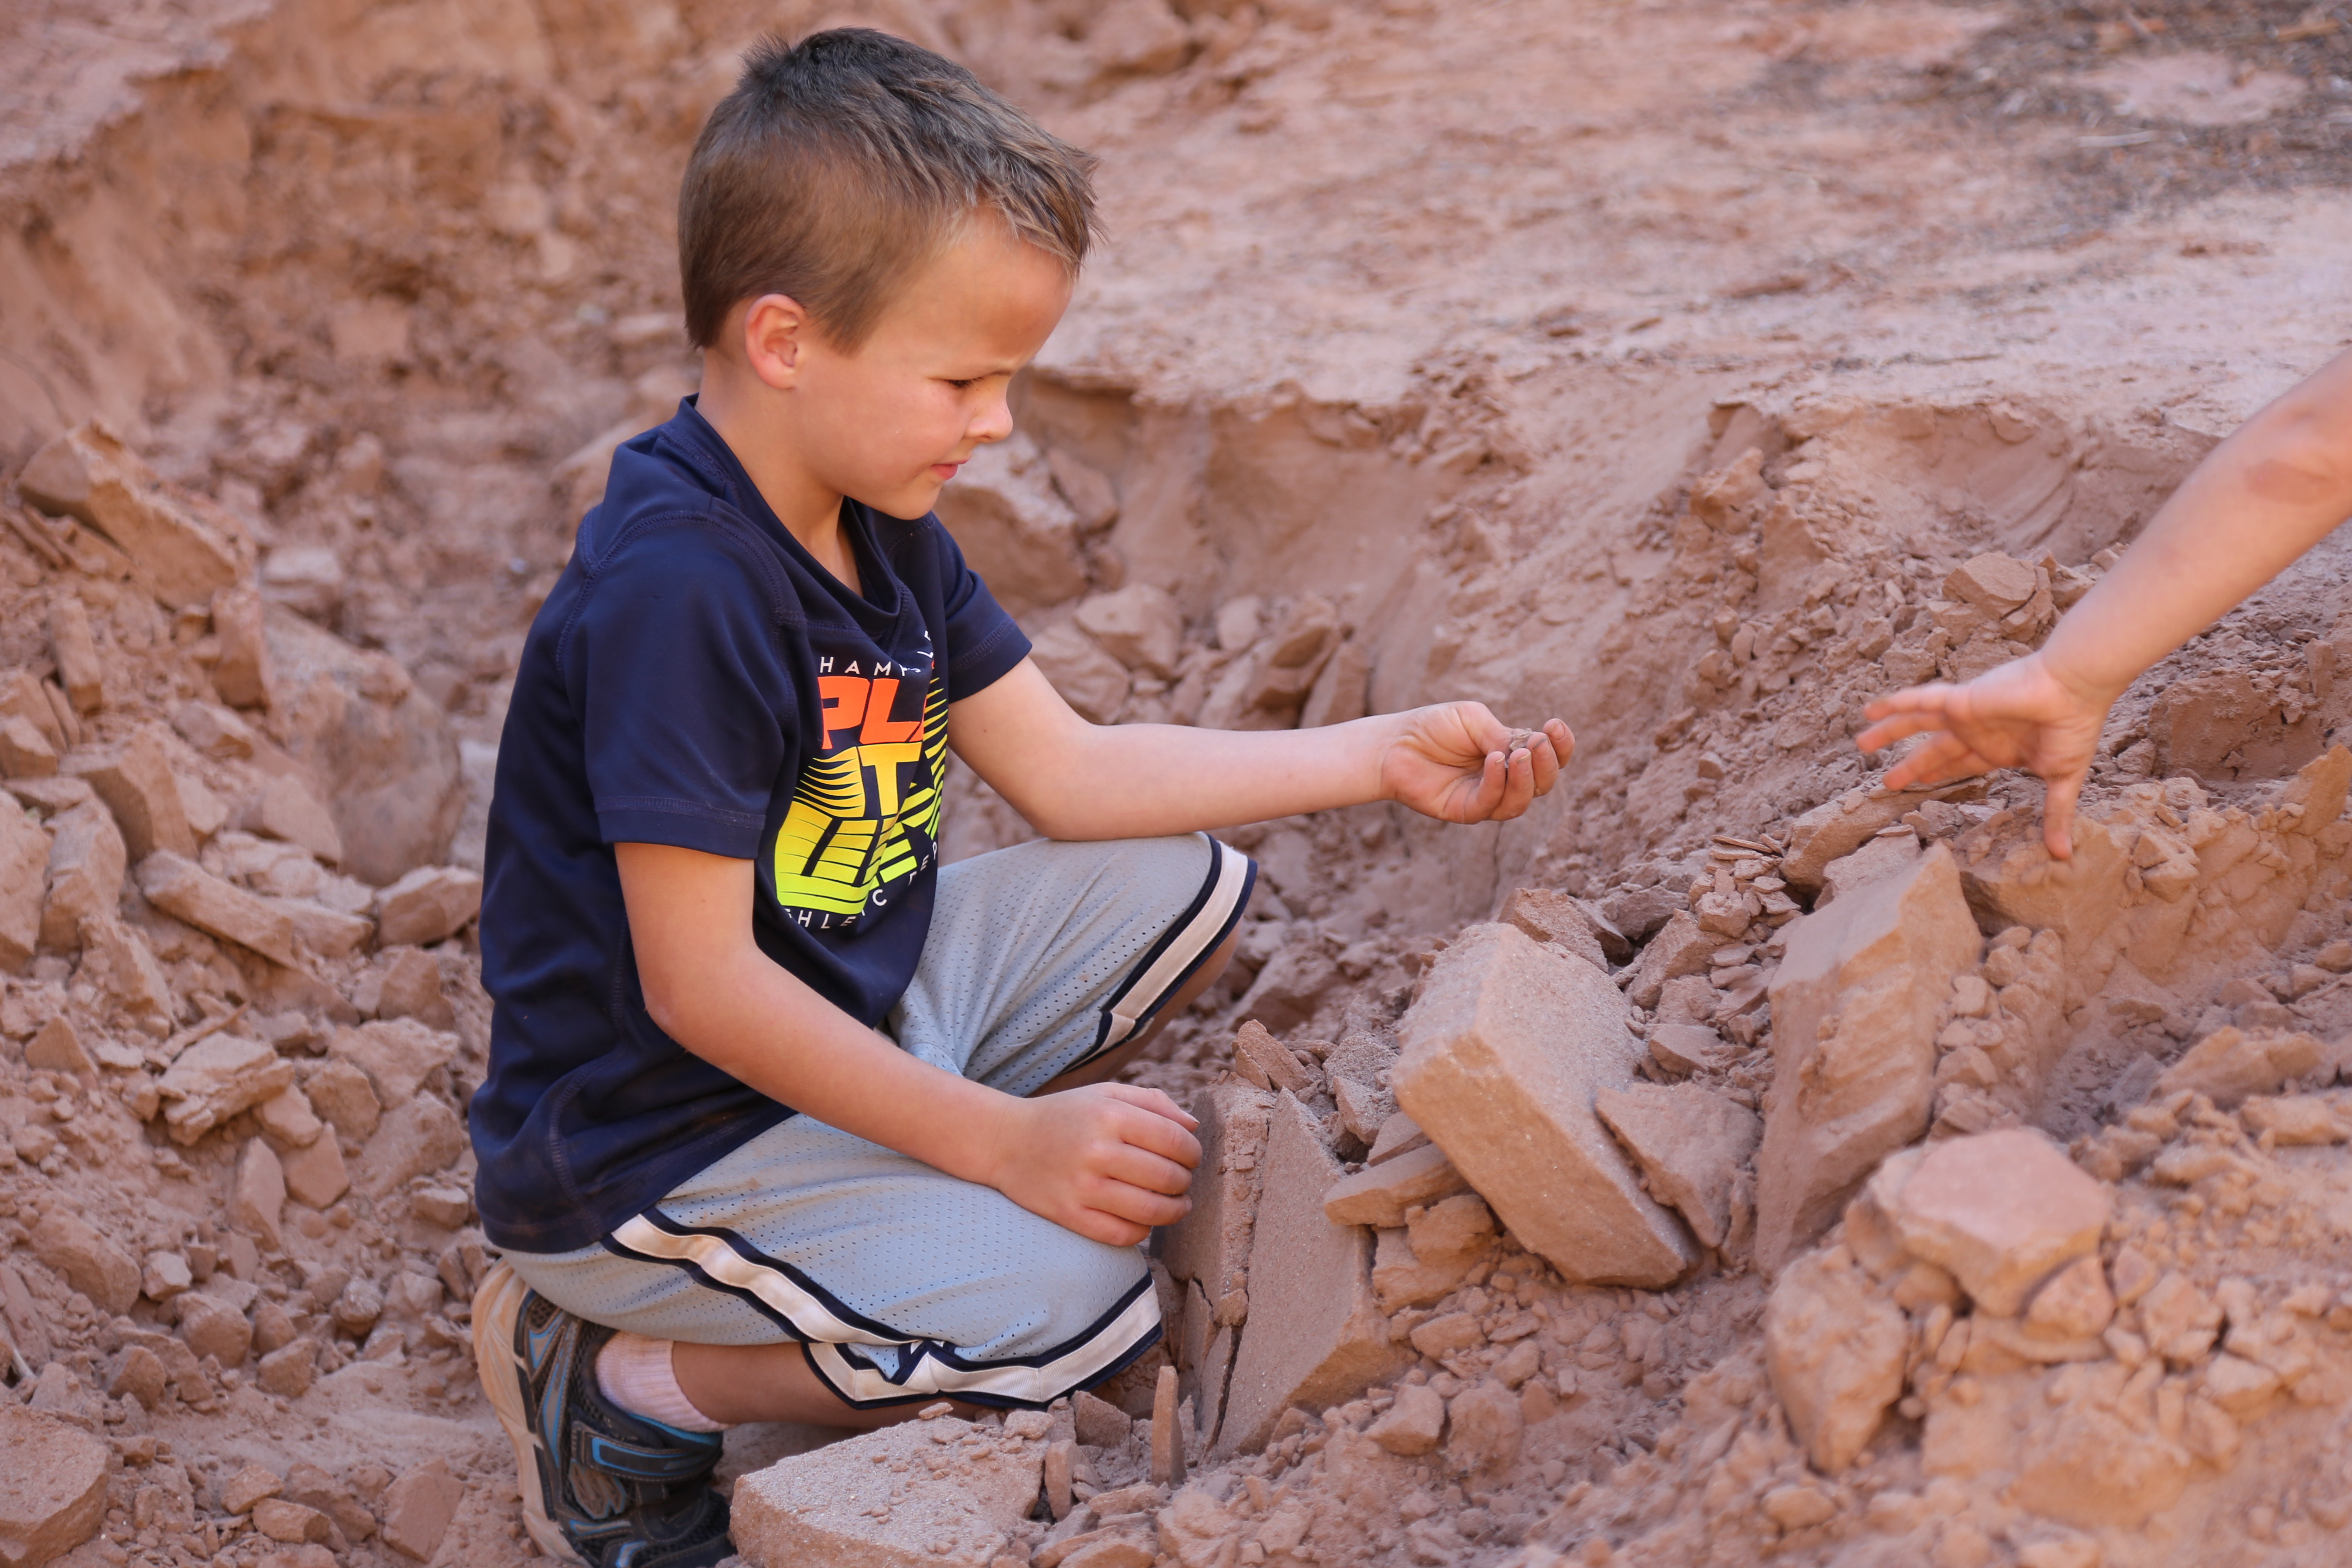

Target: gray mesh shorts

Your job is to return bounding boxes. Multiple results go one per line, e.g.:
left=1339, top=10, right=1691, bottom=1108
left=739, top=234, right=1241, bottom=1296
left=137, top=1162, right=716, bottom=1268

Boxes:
left=501, top=832, right=1255, bottom=1409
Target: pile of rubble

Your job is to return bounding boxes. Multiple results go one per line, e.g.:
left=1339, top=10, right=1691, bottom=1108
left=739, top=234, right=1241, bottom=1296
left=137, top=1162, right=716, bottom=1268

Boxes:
left=717, top=714, right=2352, bottom=1568
left=2, top=422, right=513, bottom=1567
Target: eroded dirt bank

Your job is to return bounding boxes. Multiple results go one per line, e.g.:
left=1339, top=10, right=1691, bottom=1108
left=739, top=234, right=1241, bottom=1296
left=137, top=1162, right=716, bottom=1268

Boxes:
left=6, top=2, right=2352, bottom=1567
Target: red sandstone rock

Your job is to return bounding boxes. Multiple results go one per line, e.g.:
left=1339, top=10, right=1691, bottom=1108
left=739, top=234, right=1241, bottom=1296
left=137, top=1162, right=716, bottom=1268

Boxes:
left=1764, top=1245, right=1907, bottom=1474
left=31, top=1209, right=140, bottom=1316
left=20, top=422, right=245, bottom=609
left=35, top=798, right=122, bottom=950
left=1161, top=1080, right=1273, bottom=1327
left=1595, top=1081, right=1761, bottom=1252
left=731, top=1415, right=1044, bottom=1568
left=1395, top=922, right=1695, bottom=1286
left=0, top=1406, right=109, bottom=1566
left=1866, top=1129, right=2110, bottom=1317
left=1755, top=844, right=1981, bottom=1271
left=1218, top=1094, right=1406, bottom=1454
left=1321, top=1142, right=1469, bottom=1229
left=379, top=1458, right=464, bottom=1561
left=372, top=864, right=481, bottom=947
left=67, top=727, right=196, bottom=861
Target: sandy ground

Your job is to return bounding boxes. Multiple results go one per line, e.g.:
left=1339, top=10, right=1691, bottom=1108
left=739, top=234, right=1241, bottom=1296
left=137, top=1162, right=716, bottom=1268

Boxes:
left=7, top=1, right=2352, bottom=1566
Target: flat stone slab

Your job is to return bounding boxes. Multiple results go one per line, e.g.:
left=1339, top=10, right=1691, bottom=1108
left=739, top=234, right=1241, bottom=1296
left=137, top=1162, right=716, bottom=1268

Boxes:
left=1755, top=843, right=1981, bottom=1271
left=731, top=1414, right=1047, bottom=1568
left=1395, top=922, right=1696, bottom=1287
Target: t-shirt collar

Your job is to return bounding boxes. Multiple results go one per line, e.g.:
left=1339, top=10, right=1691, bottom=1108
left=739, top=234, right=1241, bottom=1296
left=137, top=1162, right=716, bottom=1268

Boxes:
left=660, top=396, right=909, bottom=627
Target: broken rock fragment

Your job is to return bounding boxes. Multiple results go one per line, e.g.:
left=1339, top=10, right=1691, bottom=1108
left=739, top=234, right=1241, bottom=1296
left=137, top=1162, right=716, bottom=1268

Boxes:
left=359, top=1096, right=469, bottom=1197
left=1161, top=1080, right=1273, bottom=1325
left=380, top=1459, right=465, bottom=1561
left=19, top=421, right=245, bottom=608
left=1073, top=583, right=1181, bottom=678
left=138, top=851, right=300, bottom=967
left=1496, top=885, right=1611, bottom=971
left=1365, top=1383, right=1446, bottom=1455
left=330, top=1017, right=460, bottom=1106
left=1764, top=1244, right=1907, bottom=1473
left=1322, top=1142, right=1470, bottom=1229
left=731, top=1414, right=1044, bottom=1568
left=1372, top=1192, right=1496, bottom=1311
left=1594, top=1082, right=1761, bottom=1252
left=1755, top=843, right=1981, bottom=1271
left=374, top=864, right=481, bottom=947
left=1618, top=910, right=1719, bottom=1010
left=1396, top=922, right=1696, bottom=1286
left=0, top=795, right=45, bottom=969
left=2154, top=1026, right=2324, bottom=1109
left=1864, top=1128, right=2110, bottom=1317
left=0, top=1405, right=110, bottom=1566
left=31, top=1210, right=142, bottom=1316
left=1230, top=1018, right=1313, bottom=1095
left=159, top=1033, right=297, bottom=1145
left=37, top=797, right=125, bottom=950
left=1779, top=781, right=1980, bottom=893
left=67, top=726, right=196, bottom=861
left=1219, top=1093, right=1406, bottom=1454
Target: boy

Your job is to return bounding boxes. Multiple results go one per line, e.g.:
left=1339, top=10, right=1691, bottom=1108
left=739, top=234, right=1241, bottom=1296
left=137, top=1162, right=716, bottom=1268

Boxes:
left=1861, top=345, right=2352, bottom=848
left=468, top=28, right=1574, bottom=1568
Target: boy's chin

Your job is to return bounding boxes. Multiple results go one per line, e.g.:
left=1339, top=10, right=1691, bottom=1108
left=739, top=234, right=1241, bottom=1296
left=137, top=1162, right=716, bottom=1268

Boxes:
left=857, top=479, right=947, bottom=522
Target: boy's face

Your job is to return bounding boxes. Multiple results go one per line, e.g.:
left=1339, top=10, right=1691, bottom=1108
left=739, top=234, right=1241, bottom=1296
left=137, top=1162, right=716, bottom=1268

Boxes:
left=773, top=219, right=1074, bottom=522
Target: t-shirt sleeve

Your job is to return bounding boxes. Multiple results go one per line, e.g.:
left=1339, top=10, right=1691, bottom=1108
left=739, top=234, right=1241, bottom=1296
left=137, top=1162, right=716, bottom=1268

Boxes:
left=928, top=519, right=1032, bottom=698
left=564, top=524, right=793, bottom=857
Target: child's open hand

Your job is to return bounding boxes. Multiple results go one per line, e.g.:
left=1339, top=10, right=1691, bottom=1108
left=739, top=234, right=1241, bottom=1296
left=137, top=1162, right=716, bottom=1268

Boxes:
left=1379, top=704, right=1574, bottom=823
left=986, top=1082, right=1201, bottom=1247
left=1856, top=649, right=2114, bottom=861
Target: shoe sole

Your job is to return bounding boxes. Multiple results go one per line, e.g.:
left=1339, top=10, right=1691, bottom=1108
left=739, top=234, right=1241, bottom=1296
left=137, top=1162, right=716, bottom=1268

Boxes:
left=473, top=1260, right=589, bottom=1568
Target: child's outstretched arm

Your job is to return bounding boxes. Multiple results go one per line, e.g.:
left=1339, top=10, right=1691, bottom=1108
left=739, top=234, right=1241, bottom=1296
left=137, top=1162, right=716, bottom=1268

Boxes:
left=947, top=661, right=1574, bottom=840
left=1858, top=346, right=2352, bottom=858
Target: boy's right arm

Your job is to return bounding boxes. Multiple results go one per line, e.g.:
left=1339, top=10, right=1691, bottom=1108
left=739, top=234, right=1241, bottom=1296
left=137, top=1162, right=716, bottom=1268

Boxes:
left=614, top=840, right=1200, bottom=1247
left=1859, top=345, right=2352, bottom=856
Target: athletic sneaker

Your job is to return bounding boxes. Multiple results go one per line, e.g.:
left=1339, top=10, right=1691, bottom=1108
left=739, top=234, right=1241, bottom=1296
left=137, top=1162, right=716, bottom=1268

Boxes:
left=473, top=1260, right=734, bottom=1568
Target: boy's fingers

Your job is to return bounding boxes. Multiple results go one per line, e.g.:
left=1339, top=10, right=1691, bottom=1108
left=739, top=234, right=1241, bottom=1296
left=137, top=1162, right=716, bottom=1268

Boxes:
left=1112, top=1103, right=1202, bottom=1170
left=1093, top=1081, right=1198, bottom=1132
left=1490, top=749, right=1534, bottom=821
left=1099, top=1142, right=1195, bottom=1198
left=1110, top=1120, right=1200, bottom=1184
left=1090, top=1181, right=1190, bottom=1231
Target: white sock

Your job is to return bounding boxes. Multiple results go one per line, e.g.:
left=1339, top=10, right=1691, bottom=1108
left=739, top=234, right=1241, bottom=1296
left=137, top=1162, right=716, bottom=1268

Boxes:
left=595, top=1332, right=728, bottom=1433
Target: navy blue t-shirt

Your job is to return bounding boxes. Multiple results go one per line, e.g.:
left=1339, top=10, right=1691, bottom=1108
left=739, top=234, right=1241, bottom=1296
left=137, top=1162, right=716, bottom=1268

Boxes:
left=472, top=401, right=1031, bottom=1253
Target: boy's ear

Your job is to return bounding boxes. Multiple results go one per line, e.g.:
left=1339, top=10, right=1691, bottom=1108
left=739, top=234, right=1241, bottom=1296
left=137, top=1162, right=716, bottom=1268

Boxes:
left=739, top=294, right=813, bottom=390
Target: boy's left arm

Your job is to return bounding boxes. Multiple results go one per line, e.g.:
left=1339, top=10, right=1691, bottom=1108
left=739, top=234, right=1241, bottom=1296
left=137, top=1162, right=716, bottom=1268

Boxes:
left=949, top=659, right=1573, bottom=836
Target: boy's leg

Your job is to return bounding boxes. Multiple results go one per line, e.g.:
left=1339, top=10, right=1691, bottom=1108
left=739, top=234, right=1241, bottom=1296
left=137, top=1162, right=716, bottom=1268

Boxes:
left=896, top=831, right=1256, bottom=1096
left=478, top=832, right=1252, bottom=1557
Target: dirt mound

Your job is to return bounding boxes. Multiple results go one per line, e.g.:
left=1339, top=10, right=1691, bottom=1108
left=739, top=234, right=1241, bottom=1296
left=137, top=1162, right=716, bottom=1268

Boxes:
left=8, top=0, right=2352, bottom=1566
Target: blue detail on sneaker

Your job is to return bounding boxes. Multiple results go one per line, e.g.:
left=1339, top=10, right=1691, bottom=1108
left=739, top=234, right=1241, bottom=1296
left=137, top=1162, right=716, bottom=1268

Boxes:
left=509, top=1289, right=733, bottom=1568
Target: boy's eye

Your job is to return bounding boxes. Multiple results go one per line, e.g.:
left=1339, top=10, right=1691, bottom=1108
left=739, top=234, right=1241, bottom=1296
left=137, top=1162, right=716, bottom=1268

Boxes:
left=944, top=378, right=978, bottom=390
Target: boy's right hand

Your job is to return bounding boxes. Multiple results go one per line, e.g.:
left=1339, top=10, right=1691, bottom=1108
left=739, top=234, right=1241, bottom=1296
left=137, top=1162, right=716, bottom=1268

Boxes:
left=986, top=1083, right=1201, bottom=1247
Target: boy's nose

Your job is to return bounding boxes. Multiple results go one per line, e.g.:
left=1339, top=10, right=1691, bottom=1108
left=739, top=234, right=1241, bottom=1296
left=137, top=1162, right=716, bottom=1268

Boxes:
left=969, top=393, right=1015, bottom=446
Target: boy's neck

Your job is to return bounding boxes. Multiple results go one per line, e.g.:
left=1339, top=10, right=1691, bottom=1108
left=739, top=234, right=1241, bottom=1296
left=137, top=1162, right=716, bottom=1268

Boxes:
left=694, top=370, right=862, bottom=595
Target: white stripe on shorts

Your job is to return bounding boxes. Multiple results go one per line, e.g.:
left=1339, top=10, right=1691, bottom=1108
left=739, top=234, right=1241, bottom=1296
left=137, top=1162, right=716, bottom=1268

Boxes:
left=1082, top=835, right=1255, bottom=1064
left=605, top=1213, right=1158, bottom=1407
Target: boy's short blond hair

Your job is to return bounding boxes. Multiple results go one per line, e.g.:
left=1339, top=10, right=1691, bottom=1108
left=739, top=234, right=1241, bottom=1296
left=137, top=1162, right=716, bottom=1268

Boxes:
left=679, top=28, right=1101, bottom=351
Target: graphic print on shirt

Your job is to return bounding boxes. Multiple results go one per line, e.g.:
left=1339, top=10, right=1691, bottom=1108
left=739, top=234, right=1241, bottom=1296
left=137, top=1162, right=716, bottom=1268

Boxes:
left=769, top=649, right=947, bottom=928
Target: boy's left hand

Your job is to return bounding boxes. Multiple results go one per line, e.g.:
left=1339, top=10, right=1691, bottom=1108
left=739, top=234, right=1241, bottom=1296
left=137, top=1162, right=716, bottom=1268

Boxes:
left=1379, top=705, right=1574, bottom=823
